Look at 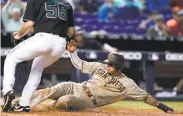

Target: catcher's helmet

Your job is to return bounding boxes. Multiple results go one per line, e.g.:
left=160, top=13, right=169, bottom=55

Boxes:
left=103, top=52, right=125, bottom=70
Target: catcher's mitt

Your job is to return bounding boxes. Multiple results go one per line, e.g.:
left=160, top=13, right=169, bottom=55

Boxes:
left=11, top=32, right=24, bottom=46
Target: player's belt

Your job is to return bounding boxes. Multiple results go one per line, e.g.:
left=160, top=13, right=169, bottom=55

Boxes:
left=82, top=85, right=97, bottom=105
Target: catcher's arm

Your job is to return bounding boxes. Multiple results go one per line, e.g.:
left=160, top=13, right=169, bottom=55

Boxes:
left=144, top=94, right=174, bottom=113
left=11, top=21, right=34, bottom=45
left=13, top=21, right=34, bottom=40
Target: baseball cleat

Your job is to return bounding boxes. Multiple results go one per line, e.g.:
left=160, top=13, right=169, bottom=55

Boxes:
left=10, top=103, right=30, bottom=112
left=2, top=90, right=15, bottom=112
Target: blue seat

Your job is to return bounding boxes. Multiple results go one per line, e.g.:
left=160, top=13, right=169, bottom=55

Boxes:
left=74, top=12, right=97, bottom=19
left=117, top=7, right=141, bottom=20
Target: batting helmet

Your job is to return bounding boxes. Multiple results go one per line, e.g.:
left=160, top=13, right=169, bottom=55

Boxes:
left=103, top=52, right=125, bottom=70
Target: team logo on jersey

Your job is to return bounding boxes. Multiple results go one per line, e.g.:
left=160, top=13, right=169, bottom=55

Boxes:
left=94, top=69, right=126, bottom=92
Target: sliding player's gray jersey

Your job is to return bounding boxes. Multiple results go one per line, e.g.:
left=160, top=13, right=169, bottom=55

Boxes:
left=81, top=61, right=148, bottom=106
left=30, top=61, right=148, bottom=109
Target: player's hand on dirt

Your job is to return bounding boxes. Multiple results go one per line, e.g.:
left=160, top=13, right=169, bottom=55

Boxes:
left=167, top=110, right=174, bottom=113
left=162, top=105, right=174, bottom=113
left=67, top=40, right=77, bottom=53
left=166, top=107, right=174, bottom=113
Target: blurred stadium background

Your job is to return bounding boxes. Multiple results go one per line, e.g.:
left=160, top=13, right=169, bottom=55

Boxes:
left=1, top=0, right=183, bottom=105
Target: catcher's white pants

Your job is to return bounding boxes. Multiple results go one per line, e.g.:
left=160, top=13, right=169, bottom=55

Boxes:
left=3, top=33, right=66, bottom=106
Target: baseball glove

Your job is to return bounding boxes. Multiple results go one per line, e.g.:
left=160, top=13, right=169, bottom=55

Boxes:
left=11, top=32, right=24, bottom=46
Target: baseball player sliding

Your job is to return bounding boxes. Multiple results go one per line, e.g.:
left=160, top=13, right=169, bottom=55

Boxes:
left=2, top=0, right=75, bottom=112
left=26, top=40, right=174, bottom=113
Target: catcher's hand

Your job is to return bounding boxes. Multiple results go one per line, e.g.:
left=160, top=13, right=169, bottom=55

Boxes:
left=11, top=32, right=24, bottom=46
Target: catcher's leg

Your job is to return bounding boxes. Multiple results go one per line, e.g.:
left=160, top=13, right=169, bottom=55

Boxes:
left=3, top=33, right=66, bottom=97
left=19, top=55, right=63, bottom=107
left=3, top=36, right=39, bottom=95
left=2, top=36, right=47, bottom=111
left=18, top=34, right=66, bottom=107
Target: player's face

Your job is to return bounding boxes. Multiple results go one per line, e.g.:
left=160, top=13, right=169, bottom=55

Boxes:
left=107, top=63, right=116, bottom=73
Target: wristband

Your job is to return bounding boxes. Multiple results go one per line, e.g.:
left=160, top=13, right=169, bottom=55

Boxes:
left=157, top=103, right=173, bottom=112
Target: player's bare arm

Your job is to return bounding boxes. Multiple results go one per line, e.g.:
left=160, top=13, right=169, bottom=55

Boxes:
left=68, top=40, right=102, bottom=75
left=144, top=94, right=159, bottom=107
left=143, top=94, right=174, bottom=113
left=127, top=80, right=174, bottom=113
left=67, top=40, right=83, bottom=70
left=14, top=21, right=34, bottom=39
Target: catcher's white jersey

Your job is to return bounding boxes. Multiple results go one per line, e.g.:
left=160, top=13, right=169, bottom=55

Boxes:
left=81, top=61, right=148, bottom=107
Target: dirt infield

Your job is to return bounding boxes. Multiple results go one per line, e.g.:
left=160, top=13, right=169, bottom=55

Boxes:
left=2, top=101, right=183, bottom=116
left=2, top=106, right=183, bottom=116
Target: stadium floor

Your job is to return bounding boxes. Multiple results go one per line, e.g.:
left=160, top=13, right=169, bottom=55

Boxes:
left=2, top=101, right=183, bottom=116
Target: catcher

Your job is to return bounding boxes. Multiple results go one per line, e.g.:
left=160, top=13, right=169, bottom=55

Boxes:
left=26, top=40, right=173, bottom=113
